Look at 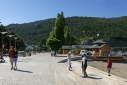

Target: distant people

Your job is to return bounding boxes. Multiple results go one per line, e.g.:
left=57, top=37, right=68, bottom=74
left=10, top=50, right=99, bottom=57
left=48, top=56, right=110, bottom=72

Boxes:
left=123, top=52, right=127, bottom=57
left=27, top=51, right=29, bottom=57
left=0, top=52, right=2, bottom=59
left=67, top=51, right=72, bottom=71
left=0, top=52, right=2, bottom=61
left=13, top=48, right=18, bottom=70
left=81, top=55, right=88, bottom=78
left=0, top=52, right=5, bottom=61
left=54, top=51, right=57, bottom=57
left=106, top=58, right=112, bottom=76
left=50, top=51, right=53, bottom=57
left=6, top=53, right=8, bottom=58
left=28, top=51, right=31, bottom=57
left=29, top=52, right=31, bottom=56
left=8, top=46, right=14, bottom=70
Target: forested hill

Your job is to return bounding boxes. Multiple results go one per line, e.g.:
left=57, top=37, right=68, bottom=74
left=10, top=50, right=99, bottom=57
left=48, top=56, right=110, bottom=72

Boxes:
left=6, top=16, right=127, bottom=46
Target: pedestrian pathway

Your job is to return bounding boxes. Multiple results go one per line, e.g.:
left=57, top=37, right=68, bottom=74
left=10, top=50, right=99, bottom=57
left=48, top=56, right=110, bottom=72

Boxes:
left=0, top=53, right=126, bottom=85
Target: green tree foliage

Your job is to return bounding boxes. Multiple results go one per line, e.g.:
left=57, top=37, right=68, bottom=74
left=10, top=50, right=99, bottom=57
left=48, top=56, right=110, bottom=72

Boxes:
left=38, top=38, right=46, bottom=50
left=6, top=31, right=26, bottom=50
left=0, top=24, right=8, bottom=51
left=6, top=18, right=55, bottom=45
left=46, top=37, right=61, bottom=52
left=46, top=12, right=71, bottom=51
left=5, top=16, right=127, bottom=47
left=64, top=25, right=70, bottom=44
left=50, top=12, right=66, bottom=44
left=0, top=22, right=25, bottom=51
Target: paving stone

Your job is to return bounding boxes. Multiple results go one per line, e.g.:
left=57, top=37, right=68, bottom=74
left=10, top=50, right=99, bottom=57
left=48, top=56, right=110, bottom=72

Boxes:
left=0, top=53, right=127, bottom=85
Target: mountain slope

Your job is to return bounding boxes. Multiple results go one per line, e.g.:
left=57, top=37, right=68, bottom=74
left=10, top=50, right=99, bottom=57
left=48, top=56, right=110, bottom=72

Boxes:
left=6, top=16, right=127, bottom=45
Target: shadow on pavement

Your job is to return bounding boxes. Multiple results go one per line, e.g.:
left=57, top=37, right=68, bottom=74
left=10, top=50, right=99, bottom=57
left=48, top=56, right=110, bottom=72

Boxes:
left=0, top=61, right=7, bottom=63
left=16, top=69, right=33, bottom=73
left=81, top=76, right=102, bottom=79
left=88, top=74, right=97, bottom=76
left=69, top=69, right=73, bottom=71
left=55, top=54, right=67, bottom=57
left=22, top=58, right=34, bottom=60
left=87, top=76, right=103, bottom=79
left=55, top=55, right=67, bottom=57
left=72, top=57, right=82, bottom=61
left=58, top=59, right=67, bottom=63
left=18, top=61, right=28, bottom=63
left=58, top=57, right=81, bottom=63
left=57, top=56, right=94, bottom=63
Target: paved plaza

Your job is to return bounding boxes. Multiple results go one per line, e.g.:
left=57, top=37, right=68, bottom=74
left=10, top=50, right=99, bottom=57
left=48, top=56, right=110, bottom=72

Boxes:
left=0, top=53, right=127, bottom=85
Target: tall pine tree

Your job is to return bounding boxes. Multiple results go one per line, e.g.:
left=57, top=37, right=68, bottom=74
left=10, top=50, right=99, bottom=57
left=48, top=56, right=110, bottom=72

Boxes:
left=50, top=12, right=67, bottom=44
left=64, top=25, right=70, bottom=45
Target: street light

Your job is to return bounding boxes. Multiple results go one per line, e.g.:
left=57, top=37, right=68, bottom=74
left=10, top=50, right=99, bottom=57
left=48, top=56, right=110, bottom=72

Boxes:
left=14, top=37, right=18, bottom=48
left=8, top=35, right=14, bottom=49
left=0, top=32, right=7, bottom=58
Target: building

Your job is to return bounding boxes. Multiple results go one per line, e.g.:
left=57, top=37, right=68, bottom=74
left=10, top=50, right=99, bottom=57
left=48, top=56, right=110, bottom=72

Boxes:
left=89, top=40, right=110, bottom=56
left=62, top=40, right=110, bottom=55
left=62, top=46, right=72, bottom=54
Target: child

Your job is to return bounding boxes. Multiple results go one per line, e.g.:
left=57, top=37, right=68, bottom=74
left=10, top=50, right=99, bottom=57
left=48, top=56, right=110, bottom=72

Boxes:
left=106, top=58, right=112, bottom=76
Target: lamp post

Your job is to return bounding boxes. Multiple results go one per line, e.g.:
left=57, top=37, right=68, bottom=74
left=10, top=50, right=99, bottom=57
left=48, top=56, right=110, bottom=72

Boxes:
left=14, top=37, right=18, bottom=48
left=0, top=32, right=7, bottom=57
left=8, top=35, right=14, bottom=49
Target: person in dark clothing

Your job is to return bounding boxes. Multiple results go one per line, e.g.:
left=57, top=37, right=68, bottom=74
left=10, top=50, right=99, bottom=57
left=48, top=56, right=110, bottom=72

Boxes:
left=0, top=52, right=5, bottom=62
left=54, top=51, right=57, bottom=57
left=13, top=48, right=18, bottom=70
left=81, top=55, right=88, bottom=78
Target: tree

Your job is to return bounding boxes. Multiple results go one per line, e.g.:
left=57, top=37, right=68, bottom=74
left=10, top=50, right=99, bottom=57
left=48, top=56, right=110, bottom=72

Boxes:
left=6, top=16, right=127, bottom=47
left=46, top=37, right=61, bottom=52
left=0, top=24, right=8, bottom=52
left=38, top=38, right=46, bottom=51
left=64, top=25, right=70, bottom=44
left=50, top=12, right=66, bottom=44
left=7, top=31, right=26, bottom=50
left=46, top=12, right=69, bottom=52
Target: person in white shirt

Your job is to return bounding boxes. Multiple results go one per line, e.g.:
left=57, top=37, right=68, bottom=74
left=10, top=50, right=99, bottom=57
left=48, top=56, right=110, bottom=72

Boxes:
left=67, top=51, right=72, bottom=71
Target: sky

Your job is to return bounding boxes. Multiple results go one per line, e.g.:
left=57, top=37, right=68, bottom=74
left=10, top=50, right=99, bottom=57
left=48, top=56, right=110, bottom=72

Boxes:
left=0, top=0, right=127, bottom=25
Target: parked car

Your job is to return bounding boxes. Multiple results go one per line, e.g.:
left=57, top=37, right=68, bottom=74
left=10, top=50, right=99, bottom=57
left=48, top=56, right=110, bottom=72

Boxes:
left=80, top=50, right=90, bottom=57
left=122, top=52, right=127, bottom=57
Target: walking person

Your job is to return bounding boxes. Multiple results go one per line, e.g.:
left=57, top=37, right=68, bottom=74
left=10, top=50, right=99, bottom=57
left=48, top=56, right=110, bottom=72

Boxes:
left=106, top=58, right=112, bottom=76
left=0, top=52, right=5, bottom=62
left=54, top=51, right=55, bottom=56
left=50, top=51, right=53, bottom=57
left=67, top=51, right=72, bottom=71
left=27, top=51, right=29, bottom=57
left=13, top=48, right=18, bottom=70
left=29, top=51, right=31, bottom=56
left=54, top=51, right=57, bottom=57
left=81, top=55, right=88, bottom=78
left=8, top=46, right=14, bottom=70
